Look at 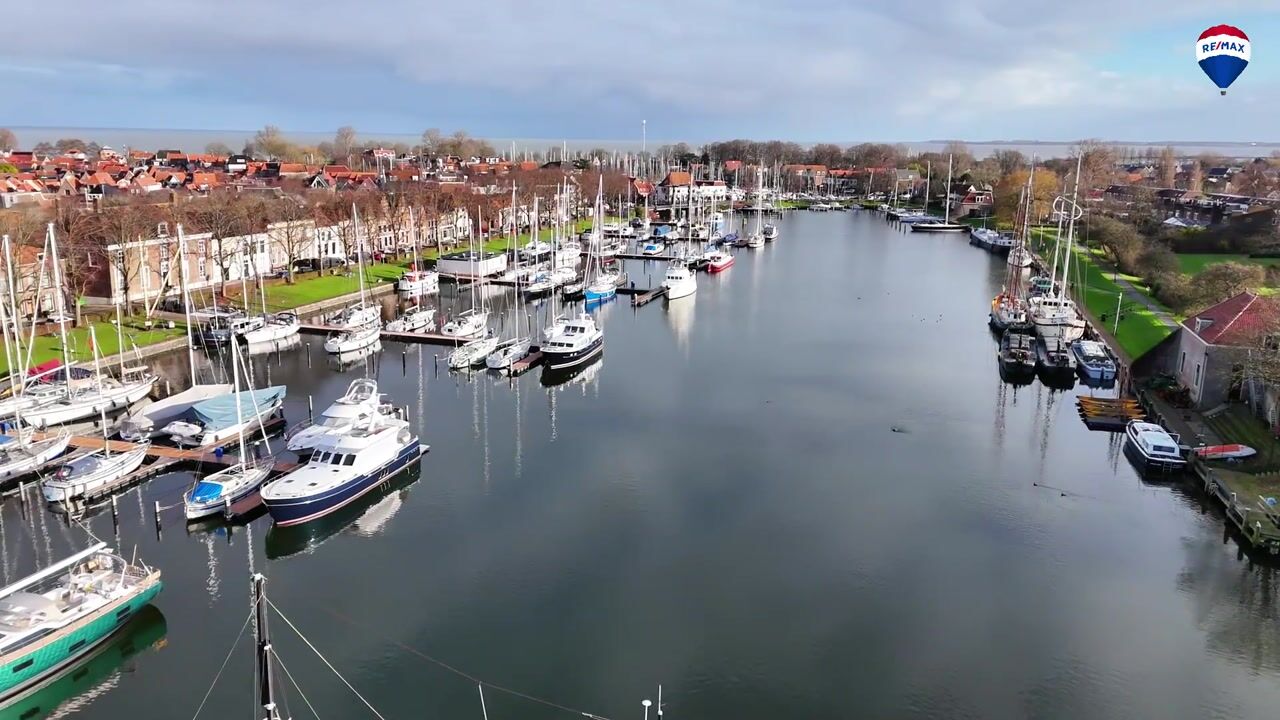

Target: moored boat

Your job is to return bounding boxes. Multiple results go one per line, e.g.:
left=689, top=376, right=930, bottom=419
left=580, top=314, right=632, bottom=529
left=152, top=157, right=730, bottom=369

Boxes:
left=1072, top=340, right=1117, bottom=382
left=0, top=544, right=162, bottom=704
left=541, top=314, right=603, bottom=371
left=1124, top=420, right=1186, bottom=471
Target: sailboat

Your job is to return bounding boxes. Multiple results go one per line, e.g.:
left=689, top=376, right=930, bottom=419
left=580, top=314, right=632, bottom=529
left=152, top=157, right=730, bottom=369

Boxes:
left=583, top=178, right=617, bottom=303
left=120, top=226, right=234, bottom=441
left=1029, top=155, right=1087, bottom=343
left=440, top=227, right=491, bottom=339
left=487, top=201, right=533, bottom=371
left=182, top=337, right=275, bottom=520
left=21, top=226, right=156, bottom=429
left=240, top=238, right=300, bottom=344
left=0, top=543, right=162, bottom=704
left=324, top=205, right=382, bottom=354
left=41, top=327, right=151, bottom=503
left=911, top=155, right=968, bottom=233
left=386, top=207, right=437, bottom=334
left=989, top=172, right=1036, bottom=334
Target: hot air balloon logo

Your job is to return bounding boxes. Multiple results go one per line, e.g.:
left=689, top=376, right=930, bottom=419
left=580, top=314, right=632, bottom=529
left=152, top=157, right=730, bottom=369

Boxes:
left=1197, top=25, right=1250, bottom=95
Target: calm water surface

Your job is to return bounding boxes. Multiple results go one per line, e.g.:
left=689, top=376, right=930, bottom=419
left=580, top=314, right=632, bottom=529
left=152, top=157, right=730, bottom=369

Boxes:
left=6, top=212, right=1280, bottom=720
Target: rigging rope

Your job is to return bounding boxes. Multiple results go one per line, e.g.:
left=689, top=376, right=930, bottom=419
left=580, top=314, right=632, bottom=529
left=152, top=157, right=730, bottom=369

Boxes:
left=268, top=598, right=388, bottom=720
left=190, top=606, right=254, bottom=720
left=272, top=646, right=321, bottom=720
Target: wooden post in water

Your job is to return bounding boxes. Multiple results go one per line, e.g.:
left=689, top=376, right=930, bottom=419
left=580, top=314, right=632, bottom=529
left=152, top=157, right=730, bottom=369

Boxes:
left=153, top=500, right=162, bottom=538
left=111, top=495, right=119, bottom=530
left=308, top=395, right=314, bottom=422
left=402, top=347, right=407, bottom=375
left=306, top=342, right=312, bottom=368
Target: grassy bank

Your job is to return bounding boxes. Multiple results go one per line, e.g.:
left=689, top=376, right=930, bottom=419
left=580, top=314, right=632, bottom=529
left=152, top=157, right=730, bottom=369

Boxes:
left=1176, top=253, right=1280, bottom=275
left=1030, top=228, right=1176, bottom=360
left=0, top=318, right=187, bottom=376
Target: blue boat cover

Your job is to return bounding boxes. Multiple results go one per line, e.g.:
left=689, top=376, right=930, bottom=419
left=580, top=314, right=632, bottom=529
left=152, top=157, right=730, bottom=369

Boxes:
left=191, top=386, right=286, bottom=430
left=189, top=480, right=225, bottom=504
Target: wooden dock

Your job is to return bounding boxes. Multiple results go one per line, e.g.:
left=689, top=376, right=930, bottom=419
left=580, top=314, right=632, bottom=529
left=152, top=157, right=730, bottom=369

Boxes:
left=299, top=324, right=466, bottom=347
left=508, top=350, right=543, bottom=377
left=630, top=287, right=667, bottom=307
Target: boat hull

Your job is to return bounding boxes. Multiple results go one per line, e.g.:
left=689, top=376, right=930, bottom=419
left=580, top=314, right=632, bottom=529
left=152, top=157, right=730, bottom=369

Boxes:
left=24, top=380, right=156, bottom=429
left=241, top=320, right=300, bottom=344
left=263, top=442, right=424, bottom=527
left=0, top=577, right=161, bottom=704
left=41, top=446, right=150, bottom=502
left=542, top=335, right=603, bottom=371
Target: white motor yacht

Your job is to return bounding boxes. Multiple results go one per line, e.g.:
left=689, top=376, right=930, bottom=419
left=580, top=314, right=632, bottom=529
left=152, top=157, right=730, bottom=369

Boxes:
left=286, top=379, right=390, bottom=455
left=662, top=263, right=697, bottom=300
left=1125, top=421, right=1186, bottom=471
left=541, top=314, right=603, bottom=371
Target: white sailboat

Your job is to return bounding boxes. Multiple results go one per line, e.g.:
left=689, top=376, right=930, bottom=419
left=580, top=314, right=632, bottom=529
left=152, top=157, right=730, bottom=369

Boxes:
left=487, top=197, right=534, bottom=371
left=23, top=226, right=156, bottom=429
left=386, top=207, right=438, bottom=335
left=440, top=227, right=491, bottom=339
left=583, top=178, right=617, bottom=303
left=910, top=155, right=968, bottom=233
left=120, top=226, right=234, bottom=441
left=324, top=205, right=383, bottom=354
left=1030, top=156, right=1087, bottom=343
left=183, top=338, right=273, bottom=520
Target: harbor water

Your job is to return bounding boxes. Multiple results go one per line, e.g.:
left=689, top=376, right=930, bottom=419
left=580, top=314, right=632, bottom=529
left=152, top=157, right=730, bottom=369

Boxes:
left=6, top=211, right=1280, bottom=719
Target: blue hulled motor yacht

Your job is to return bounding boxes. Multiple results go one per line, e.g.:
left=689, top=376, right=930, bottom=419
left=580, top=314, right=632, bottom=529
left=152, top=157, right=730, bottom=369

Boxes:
left=260, top=405, right=427, bottom=527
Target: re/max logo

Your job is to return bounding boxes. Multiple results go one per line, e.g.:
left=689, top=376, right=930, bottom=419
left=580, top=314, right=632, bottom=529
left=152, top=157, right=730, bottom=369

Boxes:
left=1202, top=40, right=1247, bottom=54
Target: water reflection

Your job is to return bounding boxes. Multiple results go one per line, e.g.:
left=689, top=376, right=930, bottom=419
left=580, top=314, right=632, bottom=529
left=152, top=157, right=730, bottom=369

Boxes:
left=665, top=295, right=696, bottom=352
left=328, top=340, right=382, bottom=371
left=0, top=606, right=167, bottom=720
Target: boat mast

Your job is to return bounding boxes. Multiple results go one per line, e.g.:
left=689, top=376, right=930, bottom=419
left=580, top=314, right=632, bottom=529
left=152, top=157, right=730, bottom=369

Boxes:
left=0, top=237, right=17, bottom=394
left=46, top=224, right=73, bottom=401
left=352, top=203, right=367, bottom=306
left=923, top=163, right=931, bottom=216
left=2, top=233, right=29, bottom=387
left=1059, top=154, right=1084, bottom=302
left=253, top=574, right=284, bottom=720
left=231, top=327, right=247, bottom=466
left=944, top=154, right=953, bottom=223
left=176, top=226, right=198, bottom=386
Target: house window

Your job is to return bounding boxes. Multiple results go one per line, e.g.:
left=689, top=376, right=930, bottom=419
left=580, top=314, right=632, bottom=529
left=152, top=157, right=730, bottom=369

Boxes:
left=156, top=222, right=169, bottom=238
left=1180, top=351, right=1186, bottom=373
left=1194, top=362, right=1202, bottom=388
left=197, top=258, right=206, bottom=279
left=197, top=239, right=206, bottom=255
left=159, top=246, right=170, bottom=262
left=159, top=260, right=170, bottom=278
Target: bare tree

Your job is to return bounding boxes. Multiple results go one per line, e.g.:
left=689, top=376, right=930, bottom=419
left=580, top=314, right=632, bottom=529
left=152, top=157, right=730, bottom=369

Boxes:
left=0, top=129, right=16, bottom=152
left=185, top=193, right=247, bottom=299
left=1158, top=146, right=1178, bottom=188
left=90, top=200, right=148, bottom=313
left=269, top=196, right=313, bottom=284
left=333, top=126, right=357, bottom=166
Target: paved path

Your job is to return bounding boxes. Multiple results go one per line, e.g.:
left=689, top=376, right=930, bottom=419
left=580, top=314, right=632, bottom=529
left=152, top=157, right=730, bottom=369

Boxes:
left=1112, top=276, right=1179, bottom=329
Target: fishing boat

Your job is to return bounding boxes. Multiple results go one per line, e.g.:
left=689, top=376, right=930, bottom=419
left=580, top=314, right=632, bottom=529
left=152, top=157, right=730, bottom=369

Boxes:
left=164, top=385, right=286, bottom=448
left=705, top=248, right=734, bottom=273
left=183, top=339, right=273, bottom=520
left=662, top=263, right=697, bottom=300
left=1072, top=340, right=1117, bottom=382
left=260, top=407, right=425, bottom=527
left=286, top=378, right=388, bottom=455
left=542, top=314, right=603, bottom=371
left=0, top=543, right=161, bottom=704
left=1124, top=420, right=1185, bottom=471
left=998, top=331, right=1036, bottom=376
left=384, top=305, right=435, bottom=333
left=41, top=442, right=149, bottom=502
left=988, top=178, right=1037, bottom=335
left=1030, top=159, right=1087, bottom=342
left=1035, top=337, right=1077, bottom=379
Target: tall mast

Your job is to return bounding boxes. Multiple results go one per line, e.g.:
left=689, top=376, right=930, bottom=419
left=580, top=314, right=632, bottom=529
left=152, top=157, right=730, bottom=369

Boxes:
left=1059, top=154, right=1084, bottom=301
left=944, top=154, right=953, bottom=223
left=176, top=226, right=198, bottom=386
left=253, top=574, right=283, bottom=720
left=231, top=329, right=247, bottom=464
left=352, top=204, right=367, bottom=305
left=46, top=224, right=72, bottom=399
left=924, top=163, right=931, bottom=216
left=0, top=236, right=17, bottom=391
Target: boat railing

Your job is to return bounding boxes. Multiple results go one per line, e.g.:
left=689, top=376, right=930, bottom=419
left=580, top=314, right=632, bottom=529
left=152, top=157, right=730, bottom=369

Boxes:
left=284, top=419, right=314, bottom=440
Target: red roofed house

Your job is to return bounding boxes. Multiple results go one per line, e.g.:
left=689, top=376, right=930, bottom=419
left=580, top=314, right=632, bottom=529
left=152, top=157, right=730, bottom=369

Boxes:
left=1175, top=291, right=1280, bottom=409
left=656, top=171, right=692, bottom=205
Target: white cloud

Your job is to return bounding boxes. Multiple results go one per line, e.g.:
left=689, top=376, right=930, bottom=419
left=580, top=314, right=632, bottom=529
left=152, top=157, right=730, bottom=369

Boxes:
left=3, top=1, right=1274, bottom=139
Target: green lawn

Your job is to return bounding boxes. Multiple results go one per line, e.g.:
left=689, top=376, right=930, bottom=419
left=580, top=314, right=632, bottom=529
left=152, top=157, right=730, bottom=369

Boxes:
left=0, top=318, right=187, bottom=376
left=1176, top=253, right=1280, bottom=275
left=230, top=218, right=610, bottom=311
left=1030, top=228, right=1176, bottom=360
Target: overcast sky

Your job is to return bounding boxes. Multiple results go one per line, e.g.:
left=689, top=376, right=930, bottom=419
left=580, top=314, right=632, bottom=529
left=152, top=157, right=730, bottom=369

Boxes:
left=4, top=2, right=1277, bottom=143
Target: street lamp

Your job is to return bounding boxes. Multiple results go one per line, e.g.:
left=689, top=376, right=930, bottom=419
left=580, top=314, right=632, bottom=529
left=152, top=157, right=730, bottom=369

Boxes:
left=643, top=699, right=652, bottom=720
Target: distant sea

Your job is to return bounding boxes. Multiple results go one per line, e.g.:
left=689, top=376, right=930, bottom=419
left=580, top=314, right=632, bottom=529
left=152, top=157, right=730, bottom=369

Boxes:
left=8, top=127, right=1278, bottom=160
